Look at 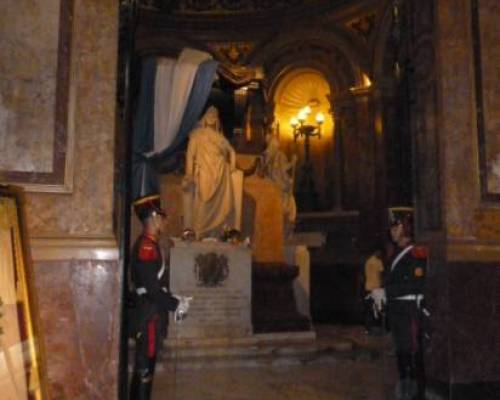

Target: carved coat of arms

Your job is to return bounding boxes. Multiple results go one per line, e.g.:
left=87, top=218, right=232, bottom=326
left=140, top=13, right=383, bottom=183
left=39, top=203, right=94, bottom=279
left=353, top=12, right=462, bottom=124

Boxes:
left=194, top=252, right=229, bottom=287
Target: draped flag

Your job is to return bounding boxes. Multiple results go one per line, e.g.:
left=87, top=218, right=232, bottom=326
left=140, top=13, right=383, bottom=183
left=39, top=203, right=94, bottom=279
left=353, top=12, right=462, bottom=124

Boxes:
left=132, top=49, right=218, bottom=200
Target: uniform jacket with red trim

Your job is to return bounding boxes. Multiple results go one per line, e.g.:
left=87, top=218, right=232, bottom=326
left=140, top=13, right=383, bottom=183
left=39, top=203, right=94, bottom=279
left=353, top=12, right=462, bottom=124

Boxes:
left=385, top=245, right=427, bottom=300
left=130, top=234, right=179, bottom=314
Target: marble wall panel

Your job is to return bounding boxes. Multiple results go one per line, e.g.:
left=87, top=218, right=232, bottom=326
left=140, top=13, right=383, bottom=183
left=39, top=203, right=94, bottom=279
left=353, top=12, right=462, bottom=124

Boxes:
left=447, top=262, right=500, bottom=382
left=422, top=0, right=500, bottom=392
left=20, top=0, right=118, bottom=236
left=0, top=0, right=60, bottom=174
left=474, top=0, right=500, bottom=198
left=34, top=259, right=121, bottom=399
left=449, top=312, right=500, bottom=382
left=426, top=262, right=500, bottom=385
left=449, top=382, right=500, bottom=400
left=436, top=0, right=480, bottom=239
left=436, top=0, right=500, bottom=238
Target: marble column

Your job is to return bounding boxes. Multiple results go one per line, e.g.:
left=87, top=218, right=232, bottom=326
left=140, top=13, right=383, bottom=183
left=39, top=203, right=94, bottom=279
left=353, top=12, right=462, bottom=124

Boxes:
left=417, top=0, right=500, bottom=397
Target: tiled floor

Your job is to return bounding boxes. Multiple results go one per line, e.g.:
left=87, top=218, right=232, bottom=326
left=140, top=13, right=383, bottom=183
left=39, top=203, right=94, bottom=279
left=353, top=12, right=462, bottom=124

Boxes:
left=152, top=325, right=398, bottom=400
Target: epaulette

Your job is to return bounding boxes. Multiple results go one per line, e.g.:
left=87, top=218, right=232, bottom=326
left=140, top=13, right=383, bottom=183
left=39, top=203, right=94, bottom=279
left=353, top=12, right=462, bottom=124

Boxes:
left=137, top=236, right=160, bottom=262
left=411, top=245, right=428, bottom=259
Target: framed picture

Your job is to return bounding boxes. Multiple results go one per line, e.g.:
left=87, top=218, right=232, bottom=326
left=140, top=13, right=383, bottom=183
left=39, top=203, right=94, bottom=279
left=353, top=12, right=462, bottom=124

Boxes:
left=0, top=0, right=75, bottom=193
left=0, top=185, right=48, bottom=399
left=471, top=0, right=500, bottom=201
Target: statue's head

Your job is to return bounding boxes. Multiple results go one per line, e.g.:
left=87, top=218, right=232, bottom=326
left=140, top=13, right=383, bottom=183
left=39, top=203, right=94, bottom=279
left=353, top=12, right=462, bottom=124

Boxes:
left=200, top=106, right=220, bottom=131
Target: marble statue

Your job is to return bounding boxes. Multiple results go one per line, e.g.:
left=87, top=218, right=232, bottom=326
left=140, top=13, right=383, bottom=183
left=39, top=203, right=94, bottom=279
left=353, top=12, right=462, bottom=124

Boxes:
left=262, top=133, right=297, bottom=233
left=183, top=106, right=242, bottom=239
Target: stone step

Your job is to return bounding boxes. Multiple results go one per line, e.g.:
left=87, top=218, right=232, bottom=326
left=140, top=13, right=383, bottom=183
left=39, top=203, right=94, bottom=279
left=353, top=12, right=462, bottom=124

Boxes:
left=156, top=351, right=338, bottom=371
left=153, top=344, right=380, bottom=371
left=161, top=341, right=323, bottom=360
left=161, top=331, right=321, bottom=359
left=129, top=329, right=384, bottom=371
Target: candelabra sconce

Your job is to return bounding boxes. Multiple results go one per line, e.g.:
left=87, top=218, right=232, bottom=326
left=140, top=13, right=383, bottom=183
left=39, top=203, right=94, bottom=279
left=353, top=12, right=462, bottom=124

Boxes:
left=290, top=106, right=325, bottom=211
left=291, top=106, right=324, bottom=161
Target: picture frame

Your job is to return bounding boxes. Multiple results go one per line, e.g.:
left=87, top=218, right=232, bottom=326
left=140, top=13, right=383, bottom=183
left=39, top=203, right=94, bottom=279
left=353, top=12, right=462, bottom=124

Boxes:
left=0, top=185, right=49, bottom=399
left=0, top=0, right=75, bottom=193
left=471, top=0, right=500, bottom=201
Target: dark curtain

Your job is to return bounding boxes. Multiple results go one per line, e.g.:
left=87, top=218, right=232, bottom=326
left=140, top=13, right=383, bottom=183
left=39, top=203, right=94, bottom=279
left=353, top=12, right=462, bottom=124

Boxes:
left=132, top=57, right=157, bottom=199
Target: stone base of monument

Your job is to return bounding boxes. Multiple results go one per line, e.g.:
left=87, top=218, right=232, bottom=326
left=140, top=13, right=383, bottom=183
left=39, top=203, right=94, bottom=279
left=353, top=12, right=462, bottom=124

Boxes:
left=252, top=263, right=312, bottom=333
left=168, top=240, right=253, bottom=339
left=168, top=240, right=311, bottom=340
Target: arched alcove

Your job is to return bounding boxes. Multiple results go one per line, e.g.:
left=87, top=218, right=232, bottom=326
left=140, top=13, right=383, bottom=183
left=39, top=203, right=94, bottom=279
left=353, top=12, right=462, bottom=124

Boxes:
left=272, top=68, right=334, bottom=210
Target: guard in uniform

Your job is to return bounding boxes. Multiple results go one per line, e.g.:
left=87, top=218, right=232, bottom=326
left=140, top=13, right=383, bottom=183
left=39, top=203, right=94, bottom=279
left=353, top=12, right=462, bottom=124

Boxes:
left=371, top=207, right=427, bottom=400
left=128, top=194, right=189, bottom=400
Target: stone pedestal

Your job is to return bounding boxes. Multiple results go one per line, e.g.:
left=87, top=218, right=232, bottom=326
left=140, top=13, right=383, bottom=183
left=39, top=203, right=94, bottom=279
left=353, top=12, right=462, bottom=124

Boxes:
left=252, top=263, right=311, bottom=333
left=169, top=240, right=252, bottom=339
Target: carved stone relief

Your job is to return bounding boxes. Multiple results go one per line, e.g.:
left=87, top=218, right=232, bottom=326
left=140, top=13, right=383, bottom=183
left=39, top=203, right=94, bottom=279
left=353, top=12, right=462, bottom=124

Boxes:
left=194, top=252, right=230, bottom=287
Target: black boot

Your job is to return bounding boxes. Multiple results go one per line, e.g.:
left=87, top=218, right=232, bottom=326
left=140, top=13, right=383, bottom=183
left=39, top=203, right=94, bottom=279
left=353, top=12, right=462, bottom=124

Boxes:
left=129, top=370, right=153, bottom=400
left=394, top=352, right=415, bottom=400
left=137, top=379, right=153, bottom=400
left=129, top=373, right=139, bottom=400
left=395, top=378, right=417, bottom=400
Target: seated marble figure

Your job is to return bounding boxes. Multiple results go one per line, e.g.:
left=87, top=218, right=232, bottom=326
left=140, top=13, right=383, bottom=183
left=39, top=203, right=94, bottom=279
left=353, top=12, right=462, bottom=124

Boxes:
left=182, top=106, right=242, bottom=239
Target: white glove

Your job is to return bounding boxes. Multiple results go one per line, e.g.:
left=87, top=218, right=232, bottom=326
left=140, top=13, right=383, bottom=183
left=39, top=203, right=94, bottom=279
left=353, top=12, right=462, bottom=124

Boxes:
left=369, top=288, right=386, bottom=312
left=173, top=295, right=193, bottom=323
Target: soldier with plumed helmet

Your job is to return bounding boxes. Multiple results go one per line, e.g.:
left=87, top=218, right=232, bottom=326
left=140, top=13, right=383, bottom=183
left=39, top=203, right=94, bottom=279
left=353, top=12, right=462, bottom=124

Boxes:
left=370, top=207, right=428, bottom=400
left=128, top=193, right=191, bottom=400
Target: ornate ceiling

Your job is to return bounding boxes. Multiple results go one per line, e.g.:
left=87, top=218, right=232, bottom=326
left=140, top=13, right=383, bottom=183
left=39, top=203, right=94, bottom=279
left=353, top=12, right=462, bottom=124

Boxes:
left=172, top=0, right=303, bottom=12
left=137, top=0, right=348, bottom=14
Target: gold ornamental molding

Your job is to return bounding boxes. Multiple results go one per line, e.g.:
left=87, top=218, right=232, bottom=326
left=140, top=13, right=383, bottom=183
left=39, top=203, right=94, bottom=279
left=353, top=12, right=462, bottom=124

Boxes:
left=30, top=234, right=119, bottom=261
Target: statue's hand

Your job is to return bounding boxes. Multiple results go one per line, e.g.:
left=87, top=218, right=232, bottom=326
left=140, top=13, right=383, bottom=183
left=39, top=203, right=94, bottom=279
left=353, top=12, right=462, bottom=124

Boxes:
left=182, top=175, right=194, bottom=191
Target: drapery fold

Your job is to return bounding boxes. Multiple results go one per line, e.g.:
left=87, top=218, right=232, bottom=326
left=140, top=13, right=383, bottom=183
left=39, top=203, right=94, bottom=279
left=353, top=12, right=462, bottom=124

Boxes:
left=153, top=58, right=219, bottom=162
left=151, top=48, right=212, bottom=156
left=152, top=58, right=176, bottom=154
left=131, top=49, right=218, bottom=200
left=132, top=57, right=157, bottom=199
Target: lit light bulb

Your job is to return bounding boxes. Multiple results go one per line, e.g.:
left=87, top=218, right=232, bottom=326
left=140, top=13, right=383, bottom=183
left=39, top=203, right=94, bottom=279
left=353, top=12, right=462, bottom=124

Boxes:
left=297, top=110, right=307, bottom=122
left=290, top=117, right=299, bottom=127
left=304, top=105, right=312, bottom=115
left=315, top=112, right=325, bottom=124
